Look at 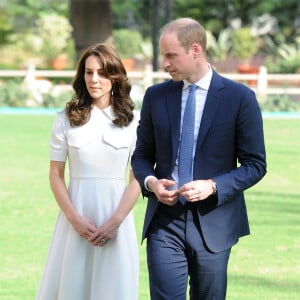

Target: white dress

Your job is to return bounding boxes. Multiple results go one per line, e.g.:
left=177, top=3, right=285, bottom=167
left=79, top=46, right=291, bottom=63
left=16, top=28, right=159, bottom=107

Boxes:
left=36, top=106, right=139, bottom=300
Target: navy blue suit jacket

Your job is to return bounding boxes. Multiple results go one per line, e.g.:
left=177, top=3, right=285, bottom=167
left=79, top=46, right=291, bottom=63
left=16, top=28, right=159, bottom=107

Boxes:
left=132, top=70, right=266, bottom=253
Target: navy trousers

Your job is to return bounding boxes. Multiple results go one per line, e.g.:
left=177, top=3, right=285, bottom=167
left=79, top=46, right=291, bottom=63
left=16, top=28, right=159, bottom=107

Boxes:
left=146, top=202, right=231, bottom=300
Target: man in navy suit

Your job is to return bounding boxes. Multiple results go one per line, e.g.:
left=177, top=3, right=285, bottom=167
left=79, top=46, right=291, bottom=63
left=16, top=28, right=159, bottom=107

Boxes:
left=132, top=18, right=266, bottom=300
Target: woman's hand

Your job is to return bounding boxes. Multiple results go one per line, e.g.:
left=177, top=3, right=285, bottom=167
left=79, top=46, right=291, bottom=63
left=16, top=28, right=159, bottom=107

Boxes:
left=69, top=214, right=98, bottom=240
left=88, top=170, right=141, bottom=247
left=88, top=216, right=120, bottom=247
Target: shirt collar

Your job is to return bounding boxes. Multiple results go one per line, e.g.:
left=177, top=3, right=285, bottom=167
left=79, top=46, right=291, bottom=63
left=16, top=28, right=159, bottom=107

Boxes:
left=183, top=64, right=213, bottom=91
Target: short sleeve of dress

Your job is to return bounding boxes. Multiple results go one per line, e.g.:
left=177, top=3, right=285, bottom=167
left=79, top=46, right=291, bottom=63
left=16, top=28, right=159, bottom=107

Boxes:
left=49, top=112, right=68, bottom=162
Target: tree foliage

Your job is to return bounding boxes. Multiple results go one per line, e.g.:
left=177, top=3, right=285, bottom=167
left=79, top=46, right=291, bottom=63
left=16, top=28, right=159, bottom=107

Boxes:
left=173, top=0, right=299, bottom=43
left=2, top=0, right=68, bottom=32
left=2, top=0, right=299, bottom=43
left=0, top=0, right=299, bottom=69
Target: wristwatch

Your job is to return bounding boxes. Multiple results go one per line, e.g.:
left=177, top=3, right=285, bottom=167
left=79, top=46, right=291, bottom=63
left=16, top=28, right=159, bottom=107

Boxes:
left=212, top=180, right=218, bottom=195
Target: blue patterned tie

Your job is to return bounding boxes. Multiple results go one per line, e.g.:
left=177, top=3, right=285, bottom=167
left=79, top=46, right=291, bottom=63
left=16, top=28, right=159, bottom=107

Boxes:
left=178, top=84, right=197, bottom=205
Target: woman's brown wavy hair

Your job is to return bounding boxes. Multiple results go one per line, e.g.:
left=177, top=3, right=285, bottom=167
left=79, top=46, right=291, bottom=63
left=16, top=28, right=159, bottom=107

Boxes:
left=66, top=43, right=134, bottom=127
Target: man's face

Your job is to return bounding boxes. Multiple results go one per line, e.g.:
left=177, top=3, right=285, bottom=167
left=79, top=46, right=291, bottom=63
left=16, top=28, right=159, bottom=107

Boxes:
left=159, top=32, right=195, bottom=82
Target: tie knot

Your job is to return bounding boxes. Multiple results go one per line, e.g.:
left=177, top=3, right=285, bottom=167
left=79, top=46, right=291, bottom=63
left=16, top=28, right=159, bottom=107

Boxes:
left=189, top=84, right=197, bottom=93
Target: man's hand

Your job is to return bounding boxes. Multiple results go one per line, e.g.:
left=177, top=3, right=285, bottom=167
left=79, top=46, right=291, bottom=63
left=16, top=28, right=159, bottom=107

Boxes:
left=179, top=179, right=215, bottom=202
left=147, top=177, right=180, bottom=206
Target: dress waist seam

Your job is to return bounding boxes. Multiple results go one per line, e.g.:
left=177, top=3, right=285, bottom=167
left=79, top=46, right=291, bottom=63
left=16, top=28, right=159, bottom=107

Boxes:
left=70, top=176, right=125, bottom=180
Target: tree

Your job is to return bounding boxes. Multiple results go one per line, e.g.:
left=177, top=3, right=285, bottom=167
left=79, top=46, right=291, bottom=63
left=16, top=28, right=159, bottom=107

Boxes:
left=70, top=0, right=113, bottom=59
left=0, top=0, right=298, bottom=70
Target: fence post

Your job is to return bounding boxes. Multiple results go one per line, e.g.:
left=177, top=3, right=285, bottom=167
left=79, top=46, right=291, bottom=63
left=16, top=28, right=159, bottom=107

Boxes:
left=24, top=61, right=36, bottom=90
left=257, top=65, right=268, bottom=102
left=143, top=64, right=154, bottom=88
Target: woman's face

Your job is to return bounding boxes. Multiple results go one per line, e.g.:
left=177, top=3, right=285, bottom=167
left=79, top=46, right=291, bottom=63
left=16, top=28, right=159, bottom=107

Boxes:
left=84, top=55, right=112, bottom=105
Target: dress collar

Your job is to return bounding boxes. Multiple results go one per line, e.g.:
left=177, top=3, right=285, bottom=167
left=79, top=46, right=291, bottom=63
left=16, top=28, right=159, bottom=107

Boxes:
left=93, top=105, right=115, bottom=121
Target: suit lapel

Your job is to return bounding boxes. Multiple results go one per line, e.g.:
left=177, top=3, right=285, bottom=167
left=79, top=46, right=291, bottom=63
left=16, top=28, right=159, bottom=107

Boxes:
left=165, top=81, right=183, bottom=165
left=195, top=71, right=224, bottom=150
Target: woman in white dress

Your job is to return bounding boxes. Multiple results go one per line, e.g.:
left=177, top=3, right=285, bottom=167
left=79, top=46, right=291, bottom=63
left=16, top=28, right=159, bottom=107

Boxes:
left=36, top=43, right=140, bottom=300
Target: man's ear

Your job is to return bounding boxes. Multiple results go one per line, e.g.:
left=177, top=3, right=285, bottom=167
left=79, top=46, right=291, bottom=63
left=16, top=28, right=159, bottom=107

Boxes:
left=190, top=43, right=202, bottom=58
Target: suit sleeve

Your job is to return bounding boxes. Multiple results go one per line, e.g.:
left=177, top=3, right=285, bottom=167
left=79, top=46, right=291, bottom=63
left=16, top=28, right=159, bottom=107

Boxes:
left=213, top=88, right=267, bottom=206
left=131, top=88, right=157, bottom=196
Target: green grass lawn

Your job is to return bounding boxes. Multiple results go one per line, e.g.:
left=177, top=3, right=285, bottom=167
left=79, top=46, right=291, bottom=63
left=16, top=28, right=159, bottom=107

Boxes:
left=0, top=114, right=299, bottom=299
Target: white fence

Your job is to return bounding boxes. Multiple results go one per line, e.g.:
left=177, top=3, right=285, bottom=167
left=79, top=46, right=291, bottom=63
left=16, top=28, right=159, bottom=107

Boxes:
left=0, top=65, right=299, bottom=101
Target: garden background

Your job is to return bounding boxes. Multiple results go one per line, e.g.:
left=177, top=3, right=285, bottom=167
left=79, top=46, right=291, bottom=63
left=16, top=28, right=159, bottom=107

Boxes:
left=0, top=1, right=299, bottom=299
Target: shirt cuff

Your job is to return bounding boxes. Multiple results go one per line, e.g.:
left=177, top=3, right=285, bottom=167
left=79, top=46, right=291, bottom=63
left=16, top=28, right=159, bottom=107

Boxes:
left=144, top=175, right=157, bottom=191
